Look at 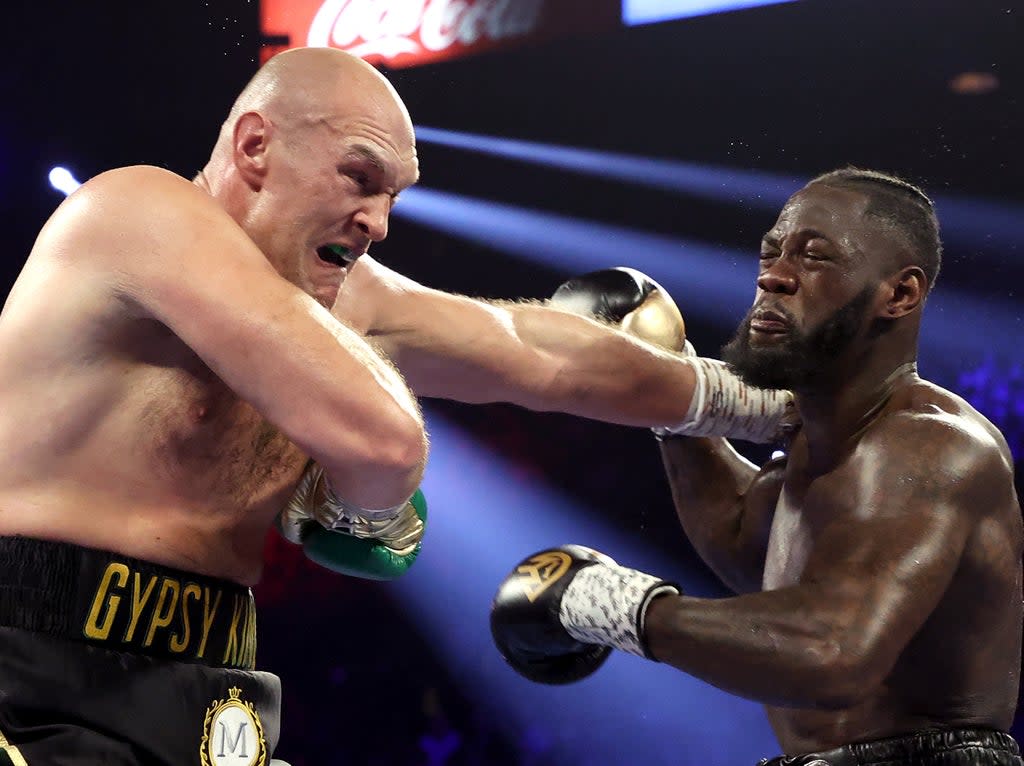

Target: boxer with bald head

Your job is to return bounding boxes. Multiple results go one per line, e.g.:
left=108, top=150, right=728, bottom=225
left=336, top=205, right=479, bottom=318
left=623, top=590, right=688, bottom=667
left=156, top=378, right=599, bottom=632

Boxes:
left=0, top=47, right=432, bottom=764
left=490, top=169, right=1023, bottom=766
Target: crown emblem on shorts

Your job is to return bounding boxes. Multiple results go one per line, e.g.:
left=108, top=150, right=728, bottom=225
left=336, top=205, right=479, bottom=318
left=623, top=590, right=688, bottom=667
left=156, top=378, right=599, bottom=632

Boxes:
left=200, top=687, right=267, bottom=766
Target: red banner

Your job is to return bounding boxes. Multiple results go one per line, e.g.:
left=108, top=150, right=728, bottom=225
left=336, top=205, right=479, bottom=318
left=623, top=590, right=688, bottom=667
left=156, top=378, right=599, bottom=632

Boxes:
left=260, top=0, right=621, bottom=68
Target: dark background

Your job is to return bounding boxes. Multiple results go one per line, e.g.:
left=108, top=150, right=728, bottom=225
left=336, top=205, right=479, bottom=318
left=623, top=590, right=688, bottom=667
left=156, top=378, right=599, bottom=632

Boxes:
left=3, top=1, right=1023, bottom=764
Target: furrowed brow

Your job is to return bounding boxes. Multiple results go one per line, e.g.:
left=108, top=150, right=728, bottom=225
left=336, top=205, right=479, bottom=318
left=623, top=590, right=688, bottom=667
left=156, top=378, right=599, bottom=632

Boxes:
left=349, top=144, right=387, bottom=174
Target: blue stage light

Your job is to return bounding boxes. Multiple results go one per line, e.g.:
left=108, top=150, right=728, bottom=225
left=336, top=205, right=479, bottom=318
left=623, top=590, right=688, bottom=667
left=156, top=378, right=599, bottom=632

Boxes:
left=394, top=186, right=755, bottom=325
left=414, top=126, right=800, bottom=205
left=413, top=127, right=1024, bottom=253
left=392, top=186, right=1022, bottom=369
left=623, top=0, right=798, bottom=26
left=389, top=410, right=779, bottom=766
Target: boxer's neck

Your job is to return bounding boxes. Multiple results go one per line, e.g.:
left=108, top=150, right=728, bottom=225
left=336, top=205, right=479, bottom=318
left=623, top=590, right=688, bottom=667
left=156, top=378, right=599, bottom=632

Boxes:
left=795, top=357, right=919, bottom=470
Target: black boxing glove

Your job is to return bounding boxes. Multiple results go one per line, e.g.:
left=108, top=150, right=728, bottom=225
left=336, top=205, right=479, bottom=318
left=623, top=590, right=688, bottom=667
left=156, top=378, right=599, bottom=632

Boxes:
left=490, top=545, right=679, bottom=685
left=552, top=267, right=795, bottom=443
left=550, top=267, right=688, bottom=352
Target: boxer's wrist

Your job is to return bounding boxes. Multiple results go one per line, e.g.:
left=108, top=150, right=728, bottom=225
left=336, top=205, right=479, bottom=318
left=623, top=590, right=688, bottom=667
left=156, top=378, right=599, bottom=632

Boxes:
left=559, top=562, right=679, bottom=659
left=279, top=462, right=422, bottom=553
left=653, top=356, right=795, bottom=444
left=316, top=469, right=422, bottom=554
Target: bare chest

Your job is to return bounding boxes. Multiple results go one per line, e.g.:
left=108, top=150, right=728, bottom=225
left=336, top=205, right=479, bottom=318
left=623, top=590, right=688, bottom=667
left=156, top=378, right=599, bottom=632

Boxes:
left=134, top=361, right=307, bottom=509
left=761, top=477, right=844, bottom=591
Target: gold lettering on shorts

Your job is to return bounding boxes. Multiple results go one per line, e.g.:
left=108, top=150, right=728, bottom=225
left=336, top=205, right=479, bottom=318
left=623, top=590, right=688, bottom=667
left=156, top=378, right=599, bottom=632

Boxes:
left=196, top=586, right=223, bottom=660
left=83, top=562, right=130, bottom=640
left=240, top=596, right=257, bottom=668
left=123, top=572, right=159, bottom=642
left=222, top=594, right=245, bottom=666
left=170, top=582, right=202, bottom=653
left=144, top=577, right=181, bottom=647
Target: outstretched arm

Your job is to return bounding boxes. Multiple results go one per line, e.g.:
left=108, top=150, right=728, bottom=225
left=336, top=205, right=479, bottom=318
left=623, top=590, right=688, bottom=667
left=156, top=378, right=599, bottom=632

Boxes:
left=333, top=256, right=698, bottom=427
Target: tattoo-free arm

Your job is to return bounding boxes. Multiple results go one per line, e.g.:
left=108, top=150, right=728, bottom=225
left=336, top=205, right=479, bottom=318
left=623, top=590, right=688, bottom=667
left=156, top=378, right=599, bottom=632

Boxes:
left=333, top=256, right=697, bottom=427
left=72, top=168, right=425, bottom=509
left=644, top=414, right=993, bottom=709
left=659, top=436, right=782, bottom=594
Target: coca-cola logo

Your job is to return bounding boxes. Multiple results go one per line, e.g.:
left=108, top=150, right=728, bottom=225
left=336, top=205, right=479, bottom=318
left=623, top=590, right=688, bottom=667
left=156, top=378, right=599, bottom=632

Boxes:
left=307, top=0, right=547, bottom=61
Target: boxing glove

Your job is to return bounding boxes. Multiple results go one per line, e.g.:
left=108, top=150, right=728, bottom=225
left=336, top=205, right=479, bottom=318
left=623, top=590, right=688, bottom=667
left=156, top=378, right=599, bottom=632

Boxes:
left=277, top=461, right=427, bottom=581
left=550, top=267, right=688, bottom=353
left=490, top=545, right=679, bottom=684
left=551, top=267, right=795, bottom=443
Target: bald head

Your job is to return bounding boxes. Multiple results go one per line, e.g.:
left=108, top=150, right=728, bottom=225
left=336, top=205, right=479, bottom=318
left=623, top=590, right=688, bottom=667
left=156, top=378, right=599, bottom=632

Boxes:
left=217, top=47, right=414, bottom=153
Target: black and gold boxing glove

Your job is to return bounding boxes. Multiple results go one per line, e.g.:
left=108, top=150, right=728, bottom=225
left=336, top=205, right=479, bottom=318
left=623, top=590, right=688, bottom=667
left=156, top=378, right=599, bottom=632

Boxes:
left=490, top=545, right=680, bottom=685
left=550, top=267, right=795, bottom=443
left=550, top=267, right=688, bottom=352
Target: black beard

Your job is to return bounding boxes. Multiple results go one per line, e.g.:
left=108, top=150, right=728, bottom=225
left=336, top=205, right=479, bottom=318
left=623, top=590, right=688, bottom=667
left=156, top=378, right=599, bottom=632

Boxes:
left=721, top=286, right=874, bottom=390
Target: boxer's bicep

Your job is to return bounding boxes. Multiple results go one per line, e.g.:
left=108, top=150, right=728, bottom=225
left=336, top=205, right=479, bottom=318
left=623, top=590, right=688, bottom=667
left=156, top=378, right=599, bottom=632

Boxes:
left=360, top=287, right=557, bottom=403
left=733, top=457, right=786, bottom=590
left=659, top=438, right=776, bottom=594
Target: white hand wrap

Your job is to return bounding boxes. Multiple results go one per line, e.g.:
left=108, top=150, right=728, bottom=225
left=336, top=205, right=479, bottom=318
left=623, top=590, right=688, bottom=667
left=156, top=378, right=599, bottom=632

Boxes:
left=558, top=563, right=679, bottom=658
left=279, top=463, right=423, bottom=555
left=653, top=341, right=795, bottom=444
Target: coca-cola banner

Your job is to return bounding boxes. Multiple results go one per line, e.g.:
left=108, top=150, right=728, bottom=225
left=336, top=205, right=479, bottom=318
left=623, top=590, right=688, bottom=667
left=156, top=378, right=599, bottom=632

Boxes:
left=260, top=0, right=622, bottom=68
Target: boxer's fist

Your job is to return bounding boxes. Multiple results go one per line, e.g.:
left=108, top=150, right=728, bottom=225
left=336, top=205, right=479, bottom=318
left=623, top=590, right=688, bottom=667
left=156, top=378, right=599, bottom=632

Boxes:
left=490, top=545, right=615, bottom=684
left=491, top=545, right=679, bottom=684
left=277, top=462, right=427, bottom=581
left=299, top=490, right=426, bottom=581
left=550, top=267, right=687, bottom=352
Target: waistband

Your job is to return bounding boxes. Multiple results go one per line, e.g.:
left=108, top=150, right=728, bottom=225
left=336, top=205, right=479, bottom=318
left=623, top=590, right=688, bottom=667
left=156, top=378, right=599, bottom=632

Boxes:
left=760, top=729, right=1022, bottom=766
left=0, top=535, right=257, bottom=669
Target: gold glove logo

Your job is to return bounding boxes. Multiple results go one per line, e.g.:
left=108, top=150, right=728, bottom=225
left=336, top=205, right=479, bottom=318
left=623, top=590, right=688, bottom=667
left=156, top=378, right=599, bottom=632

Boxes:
left=516, top=550, right=572, bottom=602
left=200, top=687, right=267, bottom=766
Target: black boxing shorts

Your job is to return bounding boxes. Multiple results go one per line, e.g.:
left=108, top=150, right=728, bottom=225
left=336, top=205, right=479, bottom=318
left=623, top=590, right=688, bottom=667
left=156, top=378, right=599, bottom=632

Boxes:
left=758, top=728, right=1023, bottom=766
left=0, top=535, right=282, bottom=765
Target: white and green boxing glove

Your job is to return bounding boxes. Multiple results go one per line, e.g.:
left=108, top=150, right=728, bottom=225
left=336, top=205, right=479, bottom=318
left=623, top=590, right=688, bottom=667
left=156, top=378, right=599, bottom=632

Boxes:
left=276, top=461, right=427, bottom=581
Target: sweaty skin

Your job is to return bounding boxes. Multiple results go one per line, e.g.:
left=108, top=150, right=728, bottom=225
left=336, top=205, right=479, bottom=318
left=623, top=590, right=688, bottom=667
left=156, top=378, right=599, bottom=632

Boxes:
left=646, top=184, right=1022, bottom=752
left=0, top=48, right=427, bottom=585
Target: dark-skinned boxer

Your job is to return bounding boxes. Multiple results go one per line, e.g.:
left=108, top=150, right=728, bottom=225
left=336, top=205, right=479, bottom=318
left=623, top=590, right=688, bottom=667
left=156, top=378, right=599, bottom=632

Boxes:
left=491, top=170, right=1023, bottom=766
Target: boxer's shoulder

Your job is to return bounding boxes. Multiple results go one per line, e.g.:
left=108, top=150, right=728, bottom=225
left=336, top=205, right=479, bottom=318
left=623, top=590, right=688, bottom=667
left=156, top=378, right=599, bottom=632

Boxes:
left=31, top=165, right=227, bottom=292
left=841, top=383, right=1014, bottom=512
left=870, top=378, right=1010, bottom=462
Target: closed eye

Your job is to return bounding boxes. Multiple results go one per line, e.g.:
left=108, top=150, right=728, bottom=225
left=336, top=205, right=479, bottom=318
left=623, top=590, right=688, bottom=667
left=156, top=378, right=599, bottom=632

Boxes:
left=348, top=171, right=371, bottom=189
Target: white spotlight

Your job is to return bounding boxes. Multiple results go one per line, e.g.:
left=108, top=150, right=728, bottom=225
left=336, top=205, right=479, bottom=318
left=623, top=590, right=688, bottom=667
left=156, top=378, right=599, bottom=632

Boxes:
left=48, top=166, right=82, bottom=196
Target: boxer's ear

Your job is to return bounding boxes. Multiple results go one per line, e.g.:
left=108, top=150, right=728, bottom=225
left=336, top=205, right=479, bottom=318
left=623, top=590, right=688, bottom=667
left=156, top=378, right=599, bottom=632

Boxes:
left=880, top=265, right=926, bottom=319
left=232, top=112, right=271, bottom=189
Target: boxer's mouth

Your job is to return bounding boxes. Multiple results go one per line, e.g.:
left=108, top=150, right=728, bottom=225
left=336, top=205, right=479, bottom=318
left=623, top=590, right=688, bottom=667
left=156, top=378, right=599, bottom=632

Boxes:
left=316, top=244, right=354, bottom=268
left=751, top=309, right=791, bottom=333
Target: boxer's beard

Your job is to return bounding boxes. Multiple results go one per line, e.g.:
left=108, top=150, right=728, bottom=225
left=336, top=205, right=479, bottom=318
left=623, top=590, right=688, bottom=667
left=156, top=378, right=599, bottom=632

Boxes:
left=722, top=286, right=874, bottom=390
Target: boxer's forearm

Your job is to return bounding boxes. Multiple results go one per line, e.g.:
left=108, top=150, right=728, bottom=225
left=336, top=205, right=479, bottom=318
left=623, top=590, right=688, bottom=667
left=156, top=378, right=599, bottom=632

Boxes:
left=369, top=287, right=697, bottom=426
left=644, top=588, right=877, bottom=710
left=306, top=323, right=427, bottom=510
left=658, top=438, right=765, bottom=593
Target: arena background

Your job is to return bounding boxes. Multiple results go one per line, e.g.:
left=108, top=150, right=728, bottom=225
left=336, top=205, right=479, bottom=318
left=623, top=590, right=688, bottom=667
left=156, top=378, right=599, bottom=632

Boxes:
left=2, top=1, right=1022, bottom=763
